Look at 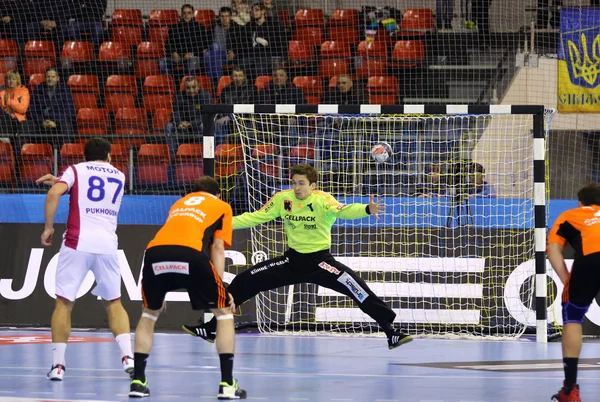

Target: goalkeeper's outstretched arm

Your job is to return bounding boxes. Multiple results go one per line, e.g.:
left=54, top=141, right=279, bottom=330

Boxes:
left=330, top=194, right=384, bottom=220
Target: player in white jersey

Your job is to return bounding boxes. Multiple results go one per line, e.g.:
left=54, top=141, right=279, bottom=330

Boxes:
left=38, top=138, right=133, bottom=381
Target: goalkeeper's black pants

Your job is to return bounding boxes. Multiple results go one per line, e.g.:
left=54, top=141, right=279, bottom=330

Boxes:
left=211, top=248, right=397, bottom=333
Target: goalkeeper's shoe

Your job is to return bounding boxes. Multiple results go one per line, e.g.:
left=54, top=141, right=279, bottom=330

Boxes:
left=47, top=364, right=65, bottom=381
left=551, top=382, right=581, bottom=402
left=182, top=323, right=216, bottom=343
left=122, top=355, right=134, bottom=377
left=218, top=379, right=247, bottom=400
left=387, top=331, right=413, bottom=350
left=129, top=379, right=150, bottom=398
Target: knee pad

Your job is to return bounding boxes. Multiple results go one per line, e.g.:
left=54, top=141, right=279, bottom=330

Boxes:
left=562, top=302, right=589, bottom=324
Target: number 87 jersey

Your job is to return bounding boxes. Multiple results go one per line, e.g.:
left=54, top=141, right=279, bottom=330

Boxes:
left=56, top=162, right=126, bottom=254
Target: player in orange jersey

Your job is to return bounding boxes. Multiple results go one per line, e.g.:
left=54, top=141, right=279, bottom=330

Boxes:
left=128, top=176, right=246, bottom=400
left=547, top=183, right=600, bottom=402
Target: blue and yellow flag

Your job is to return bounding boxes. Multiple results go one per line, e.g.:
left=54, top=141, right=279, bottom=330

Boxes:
left=558, top=8, right=600, bottom=113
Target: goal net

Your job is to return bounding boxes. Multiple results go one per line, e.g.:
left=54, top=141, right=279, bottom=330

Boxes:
left=227, top=106, right=555, bottom=339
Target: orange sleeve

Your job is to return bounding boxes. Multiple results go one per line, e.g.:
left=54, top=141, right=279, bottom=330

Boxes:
left=214, top=203, right=233, bottom=248
left=7, top=87, right=30, bottom=115
left=547, top=211, right=568, bottom=248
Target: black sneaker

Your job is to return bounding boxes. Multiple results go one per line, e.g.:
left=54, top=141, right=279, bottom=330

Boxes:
left=129, top=379, right=150, bottom=398
left=182, top=324, right=216, bottom=343
left=387, top=331, right=413, bottom=350
left=218, top=379, right=247, bottom=400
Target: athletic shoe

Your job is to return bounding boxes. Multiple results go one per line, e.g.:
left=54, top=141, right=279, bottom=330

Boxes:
left=129, top=379, right=150, bottom=398
left=122, top=355, right=134, bottom=377
left=551, top=383, right=581, bottom=402
left=387, top=331, right=413, bottom=350
left=47, top=364, right=65, bottom=381
left=218, top=379, right=247, bottom=400
left=182, top=323, right=216, bottom=343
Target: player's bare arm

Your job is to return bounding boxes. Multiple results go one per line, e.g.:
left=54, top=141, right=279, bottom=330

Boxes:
left=547, top=242, right=569, bottom=284
left=41, top=182, right=68, bottom=246
left=367, top=194, right=384, bottom=220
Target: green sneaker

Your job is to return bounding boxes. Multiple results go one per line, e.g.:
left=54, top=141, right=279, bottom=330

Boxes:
left=129, top=379, right=150, bottom=398
left=218, top=379, right=247, bottom=399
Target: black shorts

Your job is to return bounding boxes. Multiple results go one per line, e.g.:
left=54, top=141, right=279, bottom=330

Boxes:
left=563, top=251, right=600, bottom=307
left=142, top=245, right=229, bottom=311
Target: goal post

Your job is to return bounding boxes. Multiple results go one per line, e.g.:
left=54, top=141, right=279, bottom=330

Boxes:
left=202, top=104, right=555, bottom=341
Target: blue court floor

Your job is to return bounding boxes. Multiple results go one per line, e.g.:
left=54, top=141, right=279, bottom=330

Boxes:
left=0, top=330, right=599, bottom=402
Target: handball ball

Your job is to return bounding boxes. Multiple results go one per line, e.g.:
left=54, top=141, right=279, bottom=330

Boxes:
left=370, top=142, right=393, bottom=163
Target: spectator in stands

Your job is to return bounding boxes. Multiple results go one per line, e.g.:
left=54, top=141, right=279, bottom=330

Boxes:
left=164, top=76, right=212, bottom=159
left=216, top=66, right=256, bottom=135
left=0, top=0, right=28, bottom=45
left=205, top=7, right=247, bottom=84
left=257, top=68, right=303, bottom=104
left=324, top=75, right=368, bottom=105
left=21, top=68, right=76, bottom=147
left=260, top=0, right=281, bottom=23
left=64, top=0, right=107, bottom=48
left=0, top=70, right=30, bottom=141
left=247, top=3, right=286, bottom=79
left=436, top=0, right=454, bottom=30
left=26, top=0, right=71, bottom=49
left=160, top=4, right=211, bottom=83
left=231, top=0, right=251, bottom=26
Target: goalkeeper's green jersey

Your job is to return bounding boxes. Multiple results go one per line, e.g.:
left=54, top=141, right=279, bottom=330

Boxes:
left=233, top=189, right=370, bottom=254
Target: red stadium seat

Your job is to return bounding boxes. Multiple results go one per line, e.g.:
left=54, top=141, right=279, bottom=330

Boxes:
left=356, top=41, right=388, bottom=78
left=143, top=75, right=175, bottom=113
left=98, top=41, right=131, bottom=62
left=59, top=143, right=85, bottom=173
left=112, top=9, right=143, bottom=27
left=293, top=76, right=323, bottom=104
left=175, top=144, right=203, bottom=185
left=19, top=143, right=53, bottom=183
left=279, top=10, right=290, bottom=29
left=391, top=40, right=425, bottom=68
left=135, top=42, right=164, bottom=78
left=137, top=144, right=170, bottom=185
left=318, top=59, right=349, bottom=78
left=68, top=74, right=99, bottom=110
left=149, top=10, right=180, bottom=26
left=0, top=39, right=18, bottom=73
left=0, top=142, right=15, bottom=184
left=28, top=73, right=45, bottom=92
left=149, top=27, right=171, bottom=44
left=0, top=73, right=5, bottom=87
left=111, top=27, right=143, bottom=47
left=61, top=41, right=95, bottom=64
left=400, top=9, right=434, bottom=33
left=180, top=75, right=213, bottom=96
left=76, top=108, right=109, bottom=137
left=23, top=41, right=56, bottom=77
left=287, top=41, right=315, bottom=69
left=110, top=143, right=130, bottom=183
left=290, top=142, right=316, bottom=160
left=293, top=9, right=325, bottom=27
left=319, top=41, right=350, bottom=77
left=292, top=27, right=323, bottom=47
left=152, top=108, right=172, bottom=133
left=194, top=9, right=216, bottom=29
left=327, top=27, right=359, bottom=45
left=255, top=76, right=272, bottom=91
left=215, top=144, right=243, bottom=179
left=367, top=76, right=399, bottom=105
left=329, top=9, right=359, bottom=26
left=105, top=75, right=137, bottom=112
left=114, top=108, right=148, bottom=147
left=320, top=41, right=351, bottom=58
left=216, top=76, right=232, bottom=98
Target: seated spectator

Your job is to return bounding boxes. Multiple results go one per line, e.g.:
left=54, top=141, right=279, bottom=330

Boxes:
left=231, top=0, right=251, bottom=26
left=205, top=7, right=247, bottom=83
left=164, top=76, right=212, bottom=158
left=21, top=68, right=76, bottom=147
left=26, top=0, right=71, bottom=50
left=473, top=162, right=496, bottom=197
left=0, top=0, right=28, bottom=45
left=160, top=4, right=211, bottom=82
left=257, top=68, right=304, bottom=104
left=220, top=66, right=257, bottom=105
left=0, top=70, right=30, bottom=141
left=324, top=75, right=368, bottom=104
left=246, top=3, right=286, bottom=79
left=64, top=0, right=107, bottom=48
left=260, top=0, right=281, bottom=22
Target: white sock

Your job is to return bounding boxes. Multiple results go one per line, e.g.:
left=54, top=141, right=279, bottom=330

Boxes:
left=115, top=333, right=133, bottom=359
left=52, top=343, right=67, bottom=367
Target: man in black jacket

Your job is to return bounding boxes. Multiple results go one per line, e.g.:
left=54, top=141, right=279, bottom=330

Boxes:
left=64, top=0, right=107, bottom=47
left=160, top=4, right=211, bottom=82
left=246, top=3, right=286, bottom=79
left=205, top=7, right=248, bottom=84
left=164, top=76, right=212, bottom=159
left=257, top=68, right=304, bottom=104
left=21, top=68, right=76, bottom=148
left=0, top=0, right=29, bottom=45
left=324, top=74, right=368, bottom=105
